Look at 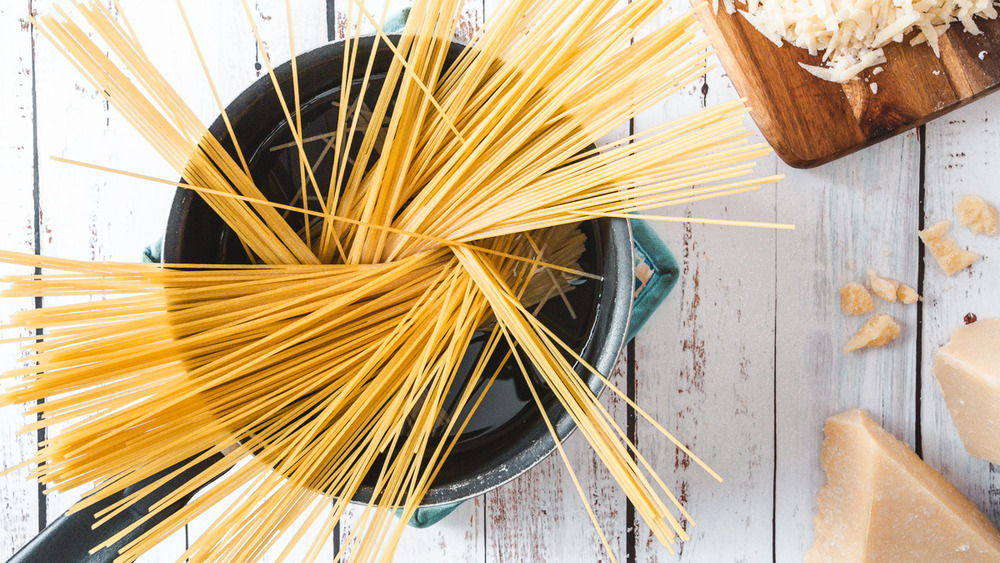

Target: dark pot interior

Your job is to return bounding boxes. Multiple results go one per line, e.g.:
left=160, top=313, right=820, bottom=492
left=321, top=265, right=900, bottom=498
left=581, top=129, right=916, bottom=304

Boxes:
left=163, top=36, right=633, bottom=506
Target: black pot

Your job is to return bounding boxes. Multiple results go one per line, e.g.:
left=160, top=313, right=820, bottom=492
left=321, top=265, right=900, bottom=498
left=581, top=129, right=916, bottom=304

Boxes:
left=164, top=35, right=634, bottom=506
left=9, top=36, right=633, bottom=563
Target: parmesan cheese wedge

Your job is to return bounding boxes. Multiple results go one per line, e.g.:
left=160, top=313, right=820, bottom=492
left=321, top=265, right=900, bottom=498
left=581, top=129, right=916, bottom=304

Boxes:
left=807, top=409, right=1000, bottom=562
left=933, top=318, right=1000, bottom=465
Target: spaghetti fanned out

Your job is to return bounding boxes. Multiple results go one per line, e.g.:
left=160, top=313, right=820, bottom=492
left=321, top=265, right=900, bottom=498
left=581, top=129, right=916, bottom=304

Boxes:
left=2, top=0, right=782, bottom=561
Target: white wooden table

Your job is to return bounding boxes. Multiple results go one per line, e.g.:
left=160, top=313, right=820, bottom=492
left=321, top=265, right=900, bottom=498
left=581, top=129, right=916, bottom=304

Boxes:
left=2, top=1, right=998, bottom=561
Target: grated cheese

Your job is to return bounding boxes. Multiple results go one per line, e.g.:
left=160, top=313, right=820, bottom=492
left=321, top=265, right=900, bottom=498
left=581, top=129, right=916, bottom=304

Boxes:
left=728, top=0, right=1000, bottom=82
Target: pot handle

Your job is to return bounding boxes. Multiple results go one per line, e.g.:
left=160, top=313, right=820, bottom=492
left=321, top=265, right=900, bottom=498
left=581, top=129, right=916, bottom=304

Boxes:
left=8, top=452, right=225, bottom=563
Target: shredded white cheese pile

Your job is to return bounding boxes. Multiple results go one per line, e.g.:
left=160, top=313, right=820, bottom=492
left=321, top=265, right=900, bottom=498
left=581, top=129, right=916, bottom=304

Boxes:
left=725, top=0, right=999, bottom=82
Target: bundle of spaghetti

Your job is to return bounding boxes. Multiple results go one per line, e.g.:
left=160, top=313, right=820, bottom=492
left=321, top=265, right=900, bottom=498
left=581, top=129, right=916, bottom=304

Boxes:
left=0, top=228, right=578, bottom=562
left=1, top=226, right=572, bottom=465
left=3, top=0, right=790, bottom=561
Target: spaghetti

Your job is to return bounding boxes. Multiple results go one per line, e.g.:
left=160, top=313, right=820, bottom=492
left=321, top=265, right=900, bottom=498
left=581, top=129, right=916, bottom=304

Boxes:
left=1, top=0, right=786, bottom=561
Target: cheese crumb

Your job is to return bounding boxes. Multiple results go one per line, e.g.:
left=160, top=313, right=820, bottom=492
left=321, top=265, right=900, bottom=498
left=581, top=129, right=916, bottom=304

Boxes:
left=870, top=83, right=878, bottom=94
left=897, top=284, right=921, bottom=304
left=872, top=66, right=884, bottom=75
left=847, top=258, right=856, bottom=271
left=979, top=50, right=988, bottom=60
left=845, top=314, right=901, bottom=353
left=933, top=70, right=942, bottom=75
left=955, top=195, right=999, bottom=236
left=918, top=220, right=980, bottom=275
left=867, top=269, right=900, bottom=302
left=840, top=282, right=875, bottom=315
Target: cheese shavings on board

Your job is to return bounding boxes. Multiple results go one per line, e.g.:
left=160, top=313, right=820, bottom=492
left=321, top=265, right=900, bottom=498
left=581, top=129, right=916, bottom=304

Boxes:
left=722, top=0, right=999, bottom=82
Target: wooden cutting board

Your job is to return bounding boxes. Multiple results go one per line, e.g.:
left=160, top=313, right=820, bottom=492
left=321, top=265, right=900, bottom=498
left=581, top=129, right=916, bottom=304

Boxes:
left=694, top=3, right=1000, bottom=168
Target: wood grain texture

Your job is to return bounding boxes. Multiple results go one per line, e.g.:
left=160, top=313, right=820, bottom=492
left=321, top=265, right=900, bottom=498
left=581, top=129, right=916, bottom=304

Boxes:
left=476, top=1, right=631, bottom=560
left=695, top=1, right=1000, bottom=168
left=0, top=2, right=41, bottom=557
left=921, top=102, right=1000, bottom=528
left=632, top=4, right=779, bottom=556
left=484, top=353, right=629, bottom=563
left=774, top=131, right=922, bottom=559
left=340, top=497, right=485, bottom=562
left=633, top=211, right=778, bottom=563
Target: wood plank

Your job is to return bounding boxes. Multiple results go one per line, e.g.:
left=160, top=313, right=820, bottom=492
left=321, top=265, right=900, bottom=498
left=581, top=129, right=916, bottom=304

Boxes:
left=485, top=354, right=629, bottom=563
left=921, top=102, right=1000, bottom=528
left=632, top=2, right=778, bottom=557
left=773, top=132, right=922, bottom=559
left=340, top=498, right=485, bottom=562
left=633, top=214, right=776, bottom=563
left=695, top=2, right=1000, bottom=168
left=476, top=0, right=631, bottom=560
left=0, top=4, right=41, bottom=558
left=30, top=1, right=190, bottom=559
